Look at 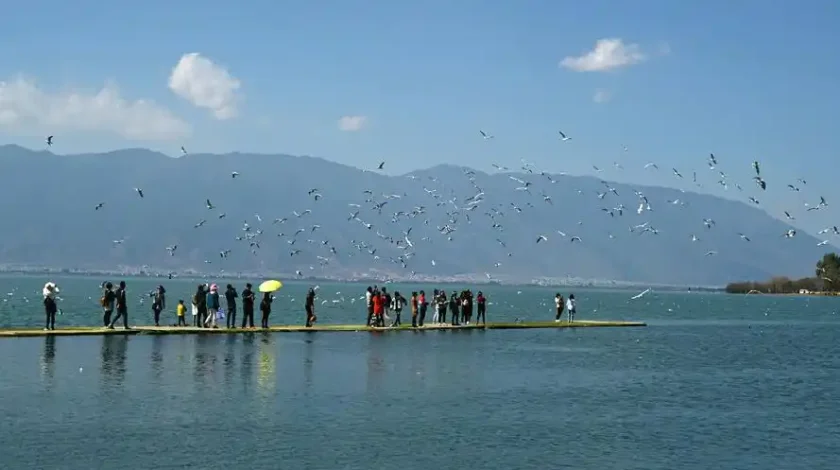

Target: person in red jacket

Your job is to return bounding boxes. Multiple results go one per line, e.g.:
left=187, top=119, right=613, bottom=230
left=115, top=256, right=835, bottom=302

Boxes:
left=371, top=289, right=383, bottom=327
left=418, top=290, right=428, bottom=326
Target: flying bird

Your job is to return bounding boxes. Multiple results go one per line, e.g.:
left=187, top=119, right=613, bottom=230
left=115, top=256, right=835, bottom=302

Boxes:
left=480, top=130, right=494, bottom=140
left=134, top=188, right=144, bottom=198
left=536, top=235, right=548, bottom=243
left=377, top=161, right=385, bottom=170
left=630, top=288, right=651, bottom=300
left=181, top=146, right=187, bottom=156
left=231, top=171, right=239, bottom=178
left=46, top=136, right=53, bottom=147
left=558, top=130, right=571, bottom=141
left=94, top=202, right=104, bottom=210
left=206, top=199, right=215, bottom=210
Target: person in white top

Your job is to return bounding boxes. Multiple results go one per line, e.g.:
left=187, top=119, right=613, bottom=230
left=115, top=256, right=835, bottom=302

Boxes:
left=566, top=294, right=576, bottom=323
left=365, top=287, right=374, bottom=326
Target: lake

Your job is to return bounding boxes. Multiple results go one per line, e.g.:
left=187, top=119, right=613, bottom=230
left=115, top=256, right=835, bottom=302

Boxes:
left=0, top=275, right=838, bottom=469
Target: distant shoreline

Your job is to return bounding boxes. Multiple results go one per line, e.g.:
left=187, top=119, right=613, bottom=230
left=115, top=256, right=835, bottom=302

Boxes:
left=741, top=290, right=840, bottom=297
left=0, top=266, right=724, bottom=292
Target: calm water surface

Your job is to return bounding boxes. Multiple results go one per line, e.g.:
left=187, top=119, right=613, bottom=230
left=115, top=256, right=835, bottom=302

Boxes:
left=0, top=275, right=838, bottom=469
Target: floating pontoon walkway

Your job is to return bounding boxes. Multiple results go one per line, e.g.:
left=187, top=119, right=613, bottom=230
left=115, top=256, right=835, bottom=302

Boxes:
left=0, top=320, right=645, bottom=338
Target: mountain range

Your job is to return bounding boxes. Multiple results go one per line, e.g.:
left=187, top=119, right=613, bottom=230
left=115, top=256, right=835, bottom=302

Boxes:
left=0, top=144, right=828, bottom=286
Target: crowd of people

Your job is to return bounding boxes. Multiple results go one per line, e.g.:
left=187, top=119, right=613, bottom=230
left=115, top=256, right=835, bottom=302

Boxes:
left=96, top=281, right=316, bottom=330
left=363, top=286, right=488, bottom=327
left=39, top=280, right=577, bottom=330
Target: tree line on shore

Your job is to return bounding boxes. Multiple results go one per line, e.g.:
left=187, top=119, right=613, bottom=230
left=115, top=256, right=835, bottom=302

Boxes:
left=725, top=253, right=840, bottom=294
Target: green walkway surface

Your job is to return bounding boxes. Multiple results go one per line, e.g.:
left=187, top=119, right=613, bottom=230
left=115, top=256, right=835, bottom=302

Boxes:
left=0, top=320, right=645, bottom=337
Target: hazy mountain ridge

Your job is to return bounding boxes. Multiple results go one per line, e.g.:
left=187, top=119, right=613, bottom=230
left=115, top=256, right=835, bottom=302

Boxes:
left=0, top=144, right=827, bottom=285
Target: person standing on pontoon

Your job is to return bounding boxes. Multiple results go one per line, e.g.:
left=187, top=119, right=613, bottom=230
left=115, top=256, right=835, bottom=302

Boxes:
left=42, top=282, right=59, bottom=331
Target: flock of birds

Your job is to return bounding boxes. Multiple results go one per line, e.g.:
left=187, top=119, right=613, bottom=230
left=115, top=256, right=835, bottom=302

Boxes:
left=0, top=131, right=828, bottom=314
left=42, top=132, right=839, bottom=285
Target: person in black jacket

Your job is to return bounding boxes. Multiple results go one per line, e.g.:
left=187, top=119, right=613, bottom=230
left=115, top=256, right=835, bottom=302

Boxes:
left=260, top=292, right=273, bottom=329
left=224, top=284, right=238, bottom=328
left=108, top=281, right=129, bottom=329
left=193, top=284, right=207, bottom=328
left=241, top=283, right=255, bottom=328
left=305, top=288, right=316, bottom=327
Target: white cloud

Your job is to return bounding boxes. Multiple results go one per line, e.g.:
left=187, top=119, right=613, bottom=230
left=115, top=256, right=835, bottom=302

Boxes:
left=560, top=38, right=646, bottom=72
left=338, top=115, right=367, bottom=132
left=168, top=53, right=240, bottom=120
left=0, top=77, right=190, bottom=141
left=593, top=89, right=612, bottom=103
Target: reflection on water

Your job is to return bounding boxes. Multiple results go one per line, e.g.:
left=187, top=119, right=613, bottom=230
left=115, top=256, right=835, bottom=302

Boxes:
left=257, top=333, right=276, bottom=398
left=303, top=337, right=314, bottom=393
left=150, top=335, right=164, bottom=382
left=366, top=335, right=386, bottom=394
left=224, top=335, right=237, bottom=385
left=40, top=335, right=56, bottom=385
left=193, top=335, right=217, bottom=387
left=241, top=333, right=255, bottom=395
left=100, top=335, right=129, bottom=388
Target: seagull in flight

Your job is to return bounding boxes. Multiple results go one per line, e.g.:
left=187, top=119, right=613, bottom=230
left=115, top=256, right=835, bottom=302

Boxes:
left=558, top=130, right=571, bottom=141
left=206, top=199, right=215, bottom=210
left=752, top=161, right=761, bottom=176
left=94, top=202, right=104, bottom=210
left=180, top=146, right=187, bottom=156
left=231, top=171, right=239, bottom=178
left=738, top=233, right=751, bottom=242
left=630, top=288, right=651, bottom=300
left=644, top=162, right=659, bottom=170
left=377, top=161, right=385, bottom=170
left=46, top=136, right=53, bottom=147
left=536, top=235, right=548, bottom=243
left=134, top=188, right=144, bottom=198
left=480, top=130, right=494, bottom=140
left=672, top=168, right=683, bottom=178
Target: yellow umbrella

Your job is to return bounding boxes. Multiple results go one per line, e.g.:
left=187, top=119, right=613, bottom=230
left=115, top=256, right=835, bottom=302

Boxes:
left=258, top=280, right=283, bottom=293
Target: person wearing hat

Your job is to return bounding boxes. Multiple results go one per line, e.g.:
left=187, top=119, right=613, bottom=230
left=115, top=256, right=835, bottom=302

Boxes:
left=241, top=283, right=255, bottom=328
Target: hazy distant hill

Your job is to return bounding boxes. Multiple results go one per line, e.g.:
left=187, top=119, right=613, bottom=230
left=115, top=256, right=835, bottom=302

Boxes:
left=0, top=144, right=826, bottom=285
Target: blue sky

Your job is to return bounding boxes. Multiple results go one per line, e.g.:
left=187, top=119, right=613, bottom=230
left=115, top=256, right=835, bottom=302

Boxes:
left=2, top=0, right=840, bottom=233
